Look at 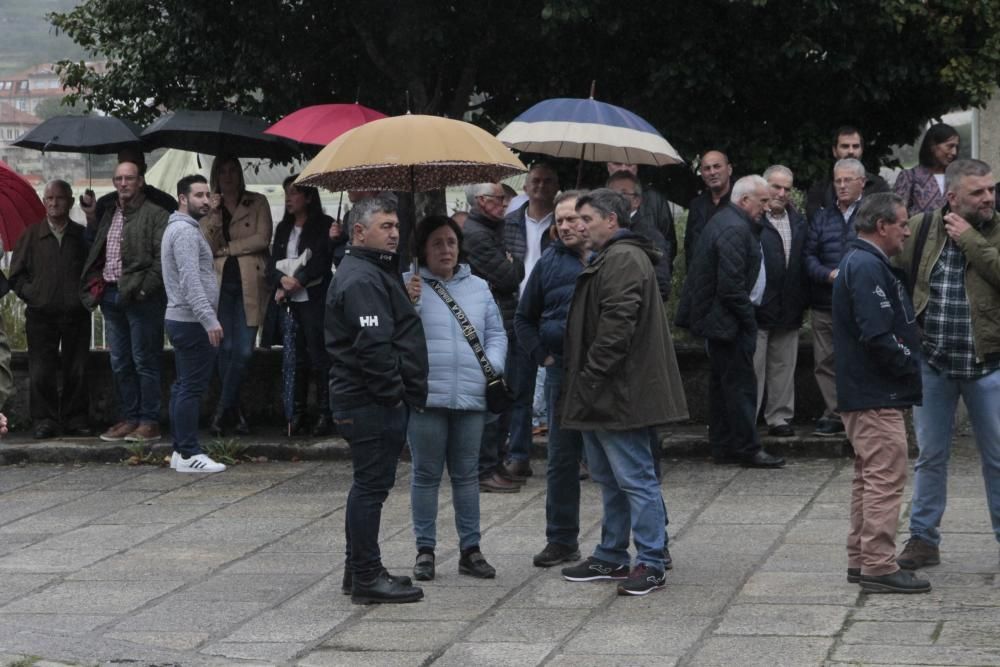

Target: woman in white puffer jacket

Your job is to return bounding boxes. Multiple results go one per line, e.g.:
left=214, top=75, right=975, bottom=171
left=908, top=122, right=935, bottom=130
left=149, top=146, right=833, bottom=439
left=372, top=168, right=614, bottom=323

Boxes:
left=404, top=215, right=507, bottom=582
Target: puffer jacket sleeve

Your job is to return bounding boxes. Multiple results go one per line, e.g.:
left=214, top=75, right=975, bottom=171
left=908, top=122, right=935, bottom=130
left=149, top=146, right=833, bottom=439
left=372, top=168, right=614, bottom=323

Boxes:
left=514, top=263, right=546, bottom=365
left=804, top=211, right=834, bottom=284
left=715, top=228, right=755, bottom=331
left=464, top=227, right=524, bottom=294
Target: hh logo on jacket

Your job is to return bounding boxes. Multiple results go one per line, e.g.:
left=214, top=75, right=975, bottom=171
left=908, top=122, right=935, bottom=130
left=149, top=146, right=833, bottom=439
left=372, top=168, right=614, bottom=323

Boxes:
left=359, top=315, right=379, bottom=327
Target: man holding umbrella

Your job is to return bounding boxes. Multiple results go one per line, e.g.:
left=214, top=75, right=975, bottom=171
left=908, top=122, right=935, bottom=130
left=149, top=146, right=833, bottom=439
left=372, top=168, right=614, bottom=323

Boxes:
left=326, top=193, right=428, bottom=604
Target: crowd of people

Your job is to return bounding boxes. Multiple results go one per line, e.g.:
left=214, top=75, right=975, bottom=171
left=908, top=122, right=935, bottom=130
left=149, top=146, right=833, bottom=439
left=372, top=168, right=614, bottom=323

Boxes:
left=3, top=120, right=999, bottom=603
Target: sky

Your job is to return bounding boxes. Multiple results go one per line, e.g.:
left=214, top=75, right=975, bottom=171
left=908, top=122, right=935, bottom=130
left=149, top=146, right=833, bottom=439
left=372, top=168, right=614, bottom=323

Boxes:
left=0, top=0, right=85, bottom=76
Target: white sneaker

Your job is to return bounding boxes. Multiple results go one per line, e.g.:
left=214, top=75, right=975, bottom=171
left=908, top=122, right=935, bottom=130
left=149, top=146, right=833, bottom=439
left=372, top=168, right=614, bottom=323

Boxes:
left=174, top=453, right=226, bottom=474
left=169, top=451, right=180, bottom=469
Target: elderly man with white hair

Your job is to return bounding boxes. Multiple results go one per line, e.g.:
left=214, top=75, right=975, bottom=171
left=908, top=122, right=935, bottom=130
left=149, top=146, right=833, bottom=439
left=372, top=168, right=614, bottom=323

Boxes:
left=677, top=175, right=786, bottom=468
left=804, top=157, right=868, bottom=437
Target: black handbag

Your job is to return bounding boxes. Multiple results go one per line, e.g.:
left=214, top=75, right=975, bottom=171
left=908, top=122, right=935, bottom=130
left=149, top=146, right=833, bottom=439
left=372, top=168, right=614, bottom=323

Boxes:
left=426, top=278, right=513, bottom=413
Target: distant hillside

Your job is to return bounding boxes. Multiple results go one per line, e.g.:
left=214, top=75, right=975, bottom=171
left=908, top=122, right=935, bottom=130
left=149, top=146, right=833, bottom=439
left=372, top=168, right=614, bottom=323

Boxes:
left=0, top=0, right=87, bottom=75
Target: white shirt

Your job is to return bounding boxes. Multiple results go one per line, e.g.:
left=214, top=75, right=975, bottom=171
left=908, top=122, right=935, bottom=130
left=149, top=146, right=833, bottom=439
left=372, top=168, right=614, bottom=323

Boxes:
left=750, top=244, right=767, bottom=306
left=519, top=210, right=554, bottom=297
left=285, top=226, right=308, bottom=303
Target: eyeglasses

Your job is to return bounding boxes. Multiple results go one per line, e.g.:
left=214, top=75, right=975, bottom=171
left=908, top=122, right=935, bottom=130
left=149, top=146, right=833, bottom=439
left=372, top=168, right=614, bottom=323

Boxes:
left=833, top=177, right=860, bottom=186
left=113, top=175, right=138, bottom=183
left=617, top=191, right=639, bottom=198
left=479, top=194, right=505, bottom=201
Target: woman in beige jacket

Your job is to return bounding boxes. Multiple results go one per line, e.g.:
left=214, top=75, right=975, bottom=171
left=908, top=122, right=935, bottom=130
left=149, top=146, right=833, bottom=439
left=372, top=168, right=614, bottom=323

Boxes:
left=200, top=155, right=273, bottom=435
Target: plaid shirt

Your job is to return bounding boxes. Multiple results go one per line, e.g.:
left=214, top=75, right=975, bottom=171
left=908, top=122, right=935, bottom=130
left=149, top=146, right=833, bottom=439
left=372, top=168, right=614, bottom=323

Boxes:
left=102, top=204, right=126, bottom=283
left=767, top=210, right=793, bottom=266
left=923, top=237, right=1000, bottom=378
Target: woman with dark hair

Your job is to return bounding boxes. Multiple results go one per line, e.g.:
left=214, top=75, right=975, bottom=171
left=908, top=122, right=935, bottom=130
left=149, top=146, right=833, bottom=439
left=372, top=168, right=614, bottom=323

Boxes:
left=403, top=215, right=507, bottom=581
left=200, top=155, right=273, bottom=436
left=269, top=175, right=334, bottom=436
left=894, top=123, right=960, bottom=215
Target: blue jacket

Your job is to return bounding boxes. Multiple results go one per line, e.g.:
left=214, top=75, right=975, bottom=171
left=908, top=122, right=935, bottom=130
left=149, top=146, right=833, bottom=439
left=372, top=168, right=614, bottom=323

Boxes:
left=804, top=203, right=859, bottom=310
left=832, top=239, right=921, bottom=412
left=514, top=240, right=585, bottom=364
left=405, top=263, right=507, bottom=412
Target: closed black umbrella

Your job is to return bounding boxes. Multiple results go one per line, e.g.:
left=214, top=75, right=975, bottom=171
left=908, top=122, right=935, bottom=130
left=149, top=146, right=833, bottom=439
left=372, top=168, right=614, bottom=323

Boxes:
left=12, top=115, right=143, bottom=154
left=141, top=110, right=298, bottom=160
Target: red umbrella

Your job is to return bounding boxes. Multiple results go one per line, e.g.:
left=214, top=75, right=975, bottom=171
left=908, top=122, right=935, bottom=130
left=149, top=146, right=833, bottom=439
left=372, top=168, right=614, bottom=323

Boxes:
left=0, top=161, right=45, bottom=251
left=264, top=103, right=387, bottom=147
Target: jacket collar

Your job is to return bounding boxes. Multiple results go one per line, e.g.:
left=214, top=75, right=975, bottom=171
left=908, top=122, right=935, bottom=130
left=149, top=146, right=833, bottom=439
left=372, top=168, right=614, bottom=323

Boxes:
left=116, top=191, right=147, bottom=215
left=466, top=209, right=503, bottom=230
left=848, top=237, right=892, bottom=265
left=345, top=245, right=400, bottom=273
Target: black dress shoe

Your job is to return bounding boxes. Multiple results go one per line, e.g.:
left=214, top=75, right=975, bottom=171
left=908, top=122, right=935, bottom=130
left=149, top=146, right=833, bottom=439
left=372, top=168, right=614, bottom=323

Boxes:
left=352, top=569, right=423, bottom=604
left=413, top=552, right=435, bottom=581
left=33, top=423, right=58, bottom=439
left=458, top=550, right=496, bottom=578
left=813, top=418, right=845, bottom=437
left=860, top=569, right=931, bottom=594
left=342, top=567, right=413, bottom=595
left=768, top=423, right=795, bottom=438
left=742, top=450, right=786, bottom=468
left=312, top=414, right=333, bottom=437
left=232, top=408, right=250, bottom=436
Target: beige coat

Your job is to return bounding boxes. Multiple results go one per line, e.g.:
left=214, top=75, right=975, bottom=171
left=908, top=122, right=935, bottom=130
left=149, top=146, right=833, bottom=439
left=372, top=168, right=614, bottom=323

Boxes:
left=199, top=191, right=273, bottom=327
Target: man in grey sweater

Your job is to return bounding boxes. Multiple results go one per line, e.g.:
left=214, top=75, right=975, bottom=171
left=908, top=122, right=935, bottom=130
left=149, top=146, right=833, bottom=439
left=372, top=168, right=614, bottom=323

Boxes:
left=162, top=175, right=226, bottom=473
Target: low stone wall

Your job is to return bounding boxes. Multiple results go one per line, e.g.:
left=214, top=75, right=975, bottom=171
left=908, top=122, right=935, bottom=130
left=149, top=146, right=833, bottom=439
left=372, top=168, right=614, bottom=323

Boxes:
left=3, top=341, right=825, bottom=429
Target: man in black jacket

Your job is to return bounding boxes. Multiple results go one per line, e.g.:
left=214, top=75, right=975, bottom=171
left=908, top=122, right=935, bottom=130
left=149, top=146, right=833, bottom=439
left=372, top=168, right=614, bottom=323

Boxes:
left=462, top=182, right=525, bottom=493
left=326, top=193, right=428, bottom=605
left=676, top=176, right=785, bottom=468
left=754, top=166, right=808, bottom=437
left=832, top=192, right=929, bottom=594
left=684, top=150, right=733, bottom=271
left=607, top=161, right=678, bottom=273
left=805, top=126, right=889, bottom=220
left=607, top=170, right=673, bottom=300
left=9, top=180, right=91, bottom=439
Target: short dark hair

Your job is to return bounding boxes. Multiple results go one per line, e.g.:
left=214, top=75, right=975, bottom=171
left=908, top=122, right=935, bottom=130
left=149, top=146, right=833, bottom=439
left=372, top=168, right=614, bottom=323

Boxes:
left=281, top=174, right=324, bottom=221
left=945, top=158, right=992, bottom=194
left=352, top=192, right=398, bottom=229
left=412, top=215, right=464, bottom=267
left=177, top=174, right=208, bottom=198
left=576, top=188, right=631, bottom=229
left=855, top=192, right=904, bottom=233
left=833, top=125, right=864, bottom=145
left=917, top=123, right=960, bottom=168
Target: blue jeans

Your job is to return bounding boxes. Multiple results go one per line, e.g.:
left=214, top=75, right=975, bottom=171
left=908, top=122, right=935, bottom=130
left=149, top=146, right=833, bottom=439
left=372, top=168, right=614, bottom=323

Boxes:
left=582, top=428, right=666, bottom=569
left=335, top=402, right=409, bottom=581
left=910, top=361, right=1000, bottom=545
left=100, top=285, right=165, bottom=424
left=544, top=364, right=583, bottom=547
left=507, top=333, right=538, bottom=462
left=409, top=408, right=485, bottom=551
left=216, top=280, right=257, bottom=410
left=166, top=320, right=217, bottom=457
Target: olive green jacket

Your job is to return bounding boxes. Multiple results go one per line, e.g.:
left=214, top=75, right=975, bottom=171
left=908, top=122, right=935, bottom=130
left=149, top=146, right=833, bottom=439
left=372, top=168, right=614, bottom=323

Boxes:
left=895, top=208, right=1000, bottom=362
left=81, top=195, right=169, bottom=310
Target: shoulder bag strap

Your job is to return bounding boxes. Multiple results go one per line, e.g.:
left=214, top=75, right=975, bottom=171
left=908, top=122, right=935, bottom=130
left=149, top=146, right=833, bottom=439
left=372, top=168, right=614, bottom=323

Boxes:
left=906, top=211, right=934, bottom=297
left=426, top=278, right=500, bottom=382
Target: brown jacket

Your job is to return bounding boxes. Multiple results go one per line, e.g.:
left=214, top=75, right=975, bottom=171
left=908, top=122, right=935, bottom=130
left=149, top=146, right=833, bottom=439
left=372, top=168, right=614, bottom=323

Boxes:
left=199, top=190, right=273, bottom=327
left=561, top=232, right=688, bottom=430
left=10, top=218, right=90, bottom=319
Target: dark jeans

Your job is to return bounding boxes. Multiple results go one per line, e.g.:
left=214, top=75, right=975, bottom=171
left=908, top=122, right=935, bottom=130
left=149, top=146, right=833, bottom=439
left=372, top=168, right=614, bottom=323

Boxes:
left=290, top=298, right=330, bottom=417
left=543, top=363, right=582, bottom=547
left=217, top=280, right=257, bottom=410
left=100, top=285, right=165, bottom=425
left=335, top=402, right=409, bottom=582
left=507, top=332, right=538, bottom=462
left=165, top=320, right=217, bottom=457
left=25, top=311, right=90, bottom=429
left=707, top=331, right=761, bottom=459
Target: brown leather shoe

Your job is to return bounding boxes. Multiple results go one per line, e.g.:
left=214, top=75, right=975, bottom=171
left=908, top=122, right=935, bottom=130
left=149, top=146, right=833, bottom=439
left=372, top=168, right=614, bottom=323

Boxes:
left=125, top=423, right=161, bottom=443
left=479, top=472, right=520, bottom=493
left=503, top=459, right=534, bottom=481
left=100, top=421, right=138, bottom=442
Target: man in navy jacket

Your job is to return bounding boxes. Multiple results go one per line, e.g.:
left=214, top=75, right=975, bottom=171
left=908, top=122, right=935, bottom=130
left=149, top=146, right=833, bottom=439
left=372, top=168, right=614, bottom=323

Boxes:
left=832, top=192, right=929, bottom=594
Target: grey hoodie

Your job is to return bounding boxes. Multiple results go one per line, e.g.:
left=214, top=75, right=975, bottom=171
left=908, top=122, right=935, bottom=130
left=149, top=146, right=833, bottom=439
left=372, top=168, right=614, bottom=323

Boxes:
left=162, top=211, right=220, bottom=330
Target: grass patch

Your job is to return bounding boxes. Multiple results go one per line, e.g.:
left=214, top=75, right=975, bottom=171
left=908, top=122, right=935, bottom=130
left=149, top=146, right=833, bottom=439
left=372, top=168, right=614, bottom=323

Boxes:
left=204, top=437, right=250, bottom=466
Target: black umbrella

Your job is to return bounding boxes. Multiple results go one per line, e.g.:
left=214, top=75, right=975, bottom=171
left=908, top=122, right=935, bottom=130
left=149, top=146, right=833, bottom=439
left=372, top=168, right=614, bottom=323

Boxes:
left=141, top=110, right=298, bottom=160
left=12, top=115, right=143, bottom=154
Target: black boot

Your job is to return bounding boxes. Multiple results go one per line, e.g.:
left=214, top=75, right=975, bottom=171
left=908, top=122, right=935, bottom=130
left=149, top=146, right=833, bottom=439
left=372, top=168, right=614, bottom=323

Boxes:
left=312, top=414, right=332, bottom=437
left=288, top=371, right=309, bottom=437
left=209, top=408, right=226, bottom=437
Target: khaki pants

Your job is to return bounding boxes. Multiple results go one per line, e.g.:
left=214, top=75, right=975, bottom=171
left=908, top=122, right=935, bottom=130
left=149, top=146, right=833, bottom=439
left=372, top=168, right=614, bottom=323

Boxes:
left=811, top=310, right=838, bottom=420
left=844, top=409, right=907, bottom=576
left=753, top=327, right=798, bottom=426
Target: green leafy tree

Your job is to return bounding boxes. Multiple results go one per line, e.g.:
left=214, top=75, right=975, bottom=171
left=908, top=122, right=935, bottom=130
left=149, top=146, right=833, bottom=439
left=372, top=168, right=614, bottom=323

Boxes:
left=49, top=0, right=1000, bottom=186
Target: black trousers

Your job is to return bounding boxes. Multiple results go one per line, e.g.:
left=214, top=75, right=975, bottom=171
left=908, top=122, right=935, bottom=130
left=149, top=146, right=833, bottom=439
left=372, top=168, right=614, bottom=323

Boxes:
left=25, top=310, right=91, bottom=428
left=289, top=298, right=330, bottom=417
left=707, top=330, right=761, bottom=459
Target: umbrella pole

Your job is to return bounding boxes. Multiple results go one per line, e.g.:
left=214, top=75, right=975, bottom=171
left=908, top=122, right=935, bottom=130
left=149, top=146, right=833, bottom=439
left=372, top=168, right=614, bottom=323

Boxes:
left=576, top=143, right=586, bottom=189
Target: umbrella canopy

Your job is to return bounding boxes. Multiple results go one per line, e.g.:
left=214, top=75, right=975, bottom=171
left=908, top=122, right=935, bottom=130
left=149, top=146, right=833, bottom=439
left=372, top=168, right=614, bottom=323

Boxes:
left=295, top=114, right=526, bottom=192
left=0, top=161, right=45, bottom=251
left=497, top=97, right=683, bottom=166
left=141, top=110, right=296, bottom=160
left=264, top=103, right=387, bottom=147
left=12, top=115, right=143, bottom=154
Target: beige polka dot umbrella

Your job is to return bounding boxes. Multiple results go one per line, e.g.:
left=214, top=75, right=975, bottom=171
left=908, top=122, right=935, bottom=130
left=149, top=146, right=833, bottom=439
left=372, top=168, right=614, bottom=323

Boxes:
left=294, top=114, right=526, bottom=192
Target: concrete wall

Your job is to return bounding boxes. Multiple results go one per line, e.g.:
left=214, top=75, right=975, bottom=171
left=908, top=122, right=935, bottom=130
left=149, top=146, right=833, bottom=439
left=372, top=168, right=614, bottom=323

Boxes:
left=3, top=343, right=826, bottom=430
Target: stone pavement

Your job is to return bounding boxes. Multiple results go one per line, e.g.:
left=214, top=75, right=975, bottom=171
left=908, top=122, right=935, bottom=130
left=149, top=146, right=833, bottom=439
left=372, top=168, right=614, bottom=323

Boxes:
left=0, top=438, right=997, bottom=667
